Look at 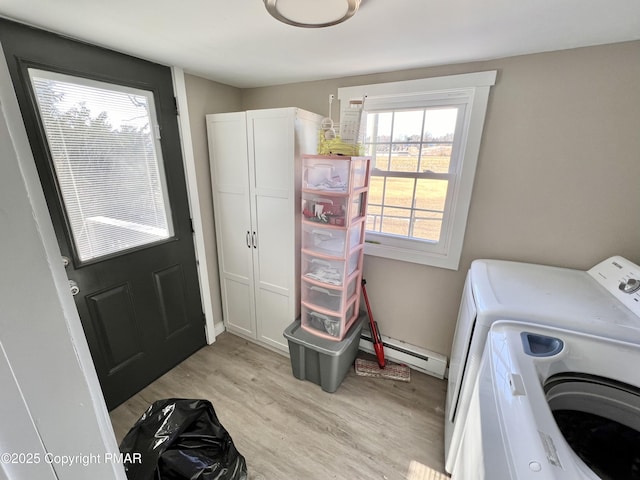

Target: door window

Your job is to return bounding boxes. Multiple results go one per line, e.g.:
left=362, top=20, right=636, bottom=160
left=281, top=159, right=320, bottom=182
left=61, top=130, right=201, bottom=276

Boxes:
left=29, top=69, right=174, bottom=262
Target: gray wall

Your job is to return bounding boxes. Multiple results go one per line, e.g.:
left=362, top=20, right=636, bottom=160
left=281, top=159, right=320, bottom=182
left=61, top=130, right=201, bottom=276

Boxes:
left=187, top=40, right=640, bottom=358
left=184, top=74, right=241, bottom=331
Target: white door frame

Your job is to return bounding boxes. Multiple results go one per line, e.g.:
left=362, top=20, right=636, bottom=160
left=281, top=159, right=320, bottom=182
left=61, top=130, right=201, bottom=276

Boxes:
left=172, top=67, right=217, bottom=344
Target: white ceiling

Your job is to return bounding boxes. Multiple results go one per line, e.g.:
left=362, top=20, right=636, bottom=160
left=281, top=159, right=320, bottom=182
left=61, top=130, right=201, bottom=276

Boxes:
left=0, top=0, right=639, bottom=88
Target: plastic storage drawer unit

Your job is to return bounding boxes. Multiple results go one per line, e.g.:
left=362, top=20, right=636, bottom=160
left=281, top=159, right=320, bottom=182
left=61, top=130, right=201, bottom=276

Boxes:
left=283, top=313, right=365, bottom=393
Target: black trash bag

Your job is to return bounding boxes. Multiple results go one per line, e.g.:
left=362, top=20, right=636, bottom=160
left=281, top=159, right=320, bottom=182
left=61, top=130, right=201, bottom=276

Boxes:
left=119, top=398, right=247, bottom=480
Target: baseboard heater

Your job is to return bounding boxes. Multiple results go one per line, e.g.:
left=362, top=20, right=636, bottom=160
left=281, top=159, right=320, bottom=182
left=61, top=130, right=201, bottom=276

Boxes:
left=359, top=327, right=447, bottom=379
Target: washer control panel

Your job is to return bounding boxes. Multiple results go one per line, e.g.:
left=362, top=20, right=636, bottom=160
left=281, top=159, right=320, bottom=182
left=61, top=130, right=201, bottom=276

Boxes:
left=588, top=256, right=640, bottom=317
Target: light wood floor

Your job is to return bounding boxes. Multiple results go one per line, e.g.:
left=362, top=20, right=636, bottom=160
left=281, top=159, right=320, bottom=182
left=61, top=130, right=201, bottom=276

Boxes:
left=110, top=332, right=449, bottom=480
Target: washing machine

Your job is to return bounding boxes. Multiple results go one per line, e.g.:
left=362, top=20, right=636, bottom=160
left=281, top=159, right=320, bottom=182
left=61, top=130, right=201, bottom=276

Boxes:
left=444, top=255, right=640, bottom=474
left=453, top=320, right=640, bottom=479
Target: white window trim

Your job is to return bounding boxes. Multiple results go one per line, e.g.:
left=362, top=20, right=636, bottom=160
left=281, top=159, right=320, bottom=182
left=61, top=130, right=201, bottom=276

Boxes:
left=338, top=71, right=496, bottom=270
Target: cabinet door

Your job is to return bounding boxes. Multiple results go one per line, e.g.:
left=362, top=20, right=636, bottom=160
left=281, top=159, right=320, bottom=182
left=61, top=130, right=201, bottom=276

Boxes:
left=207, top=113, right=257, bottom=338
left=248, top=109, right=296, bottom=352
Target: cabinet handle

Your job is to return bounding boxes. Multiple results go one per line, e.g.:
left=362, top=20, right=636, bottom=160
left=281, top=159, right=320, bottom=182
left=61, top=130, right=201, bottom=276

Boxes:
left=246, top=231, right=251, bottom=248
left=252, top=231, right=257, bottom=248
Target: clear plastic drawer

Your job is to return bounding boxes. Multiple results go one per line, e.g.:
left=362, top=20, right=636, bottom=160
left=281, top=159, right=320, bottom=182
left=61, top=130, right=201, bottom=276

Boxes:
left=301, top=299, right=358, bottom=341
left=301, top=222, right=363, bottom=257
left=302, top=155, right=369, bottom=193
left=301, top=249, right=362, bottom=287
left=301, top=275, right=359, bottom=313
left=302, top=191, right=365, bottom=226
left=302, top=192, right=349, bottom=226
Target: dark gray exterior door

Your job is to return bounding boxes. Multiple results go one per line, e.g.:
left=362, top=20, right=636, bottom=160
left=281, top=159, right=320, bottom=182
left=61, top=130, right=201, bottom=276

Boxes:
left=0, top=20, right=206, bottom=410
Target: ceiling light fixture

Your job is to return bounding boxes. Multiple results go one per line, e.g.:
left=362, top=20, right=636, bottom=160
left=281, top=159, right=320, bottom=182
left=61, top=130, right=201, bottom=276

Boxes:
left=263, top=0, right=360, bottom=28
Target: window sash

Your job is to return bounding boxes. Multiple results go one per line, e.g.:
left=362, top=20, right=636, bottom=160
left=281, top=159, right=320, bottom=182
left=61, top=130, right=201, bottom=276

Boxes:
left=367, top=170, right=452, bottom=237
left=363, top=104, right=465, bottom=251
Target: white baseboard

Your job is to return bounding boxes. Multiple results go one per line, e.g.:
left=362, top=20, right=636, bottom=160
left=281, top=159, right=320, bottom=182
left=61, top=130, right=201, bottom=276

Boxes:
left=359, top=330, right=447, bottom=380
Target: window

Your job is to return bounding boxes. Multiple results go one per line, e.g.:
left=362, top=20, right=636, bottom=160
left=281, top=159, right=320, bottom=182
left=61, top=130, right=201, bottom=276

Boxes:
left=338, top=71, right=496, bottom=270
left=29, top=69, right=174, bottom=262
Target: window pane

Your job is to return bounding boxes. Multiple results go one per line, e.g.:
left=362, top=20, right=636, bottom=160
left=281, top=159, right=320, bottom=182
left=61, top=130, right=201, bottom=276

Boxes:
left=381, top=207, right=410, bottom=237
left=383, top=177, right=415, bottom=209
left=413, top=215, right=443, bottom=242
left=369, top=176, right=384, bottom=204
left=414, top=179, right=448, bottom=211
left=422, top=108, right=456, bottom=173
left=421, top=143, right=452, bottom=174
left=366, top=205, right=382, bottom=232
left=392, top=110, right=424, bottom=142
left=372, top=145, right=390, bottom=171
left=29, top=69, right=174, bottom=262
left=389, top=152, right=419, bottom=173
left=366, top=111, right=392, bottom=142
left=423, top=108, right=457, bottom=142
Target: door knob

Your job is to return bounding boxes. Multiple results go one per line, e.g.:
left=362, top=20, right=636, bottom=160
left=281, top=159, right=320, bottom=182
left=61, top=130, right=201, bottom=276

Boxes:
left=62, top=256, right=70, bottom=268
left=69, top=280, right=80, bottom=296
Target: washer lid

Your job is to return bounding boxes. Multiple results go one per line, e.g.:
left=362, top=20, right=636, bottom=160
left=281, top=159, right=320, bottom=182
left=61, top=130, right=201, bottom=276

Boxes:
left=470, top=258, right=640, bottom=342
left=484, top=321, right=640, bottom=480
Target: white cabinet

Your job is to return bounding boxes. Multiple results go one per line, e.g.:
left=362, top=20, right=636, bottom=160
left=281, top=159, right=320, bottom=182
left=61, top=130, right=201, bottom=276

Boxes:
left=206, top=108, right=322, bottom=353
